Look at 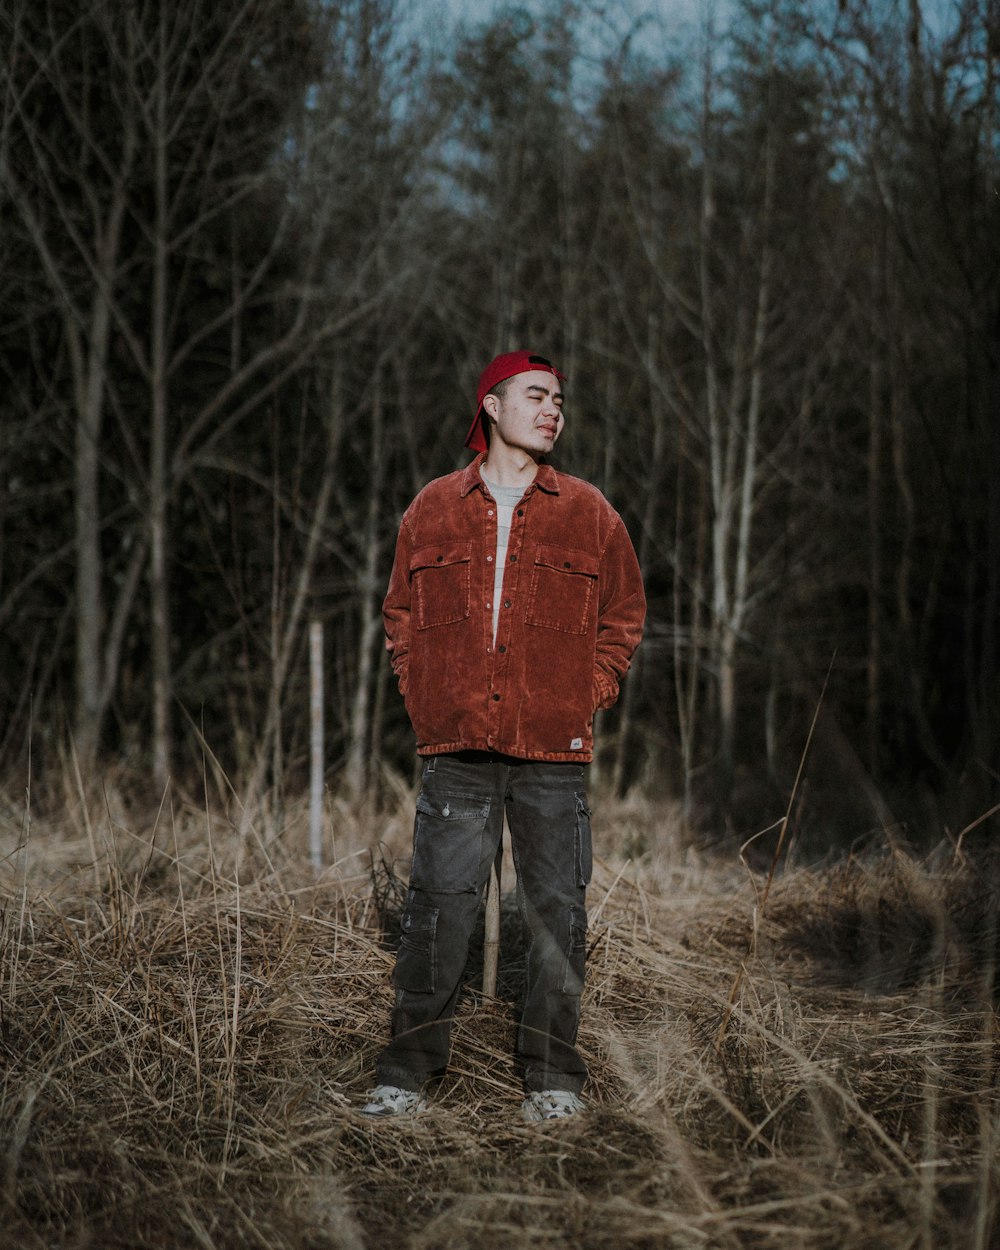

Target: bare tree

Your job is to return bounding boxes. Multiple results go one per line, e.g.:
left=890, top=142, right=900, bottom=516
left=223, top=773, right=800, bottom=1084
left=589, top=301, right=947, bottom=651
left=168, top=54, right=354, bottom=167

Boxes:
left=1, top=0, right=146, bottom=767
left=2, top=0, right=356, bottom=784
left=812, top=0, right=1000, bottom=814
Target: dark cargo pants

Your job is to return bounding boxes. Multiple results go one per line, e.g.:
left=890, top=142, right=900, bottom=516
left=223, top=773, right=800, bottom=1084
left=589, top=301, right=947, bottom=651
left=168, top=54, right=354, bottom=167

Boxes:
left=375, top=751, right=592, bottom=1095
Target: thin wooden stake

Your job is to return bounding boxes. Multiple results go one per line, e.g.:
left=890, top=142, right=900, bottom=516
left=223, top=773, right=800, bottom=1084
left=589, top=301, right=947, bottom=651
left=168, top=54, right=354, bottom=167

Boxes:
left=483, top=860, right=501, bottom=998
left=308, top=619, right=324, bottom=872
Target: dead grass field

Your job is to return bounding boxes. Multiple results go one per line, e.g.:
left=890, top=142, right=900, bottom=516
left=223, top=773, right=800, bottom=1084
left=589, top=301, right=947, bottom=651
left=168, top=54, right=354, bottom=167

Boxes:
left=1, top=775, right=997, bottom=1249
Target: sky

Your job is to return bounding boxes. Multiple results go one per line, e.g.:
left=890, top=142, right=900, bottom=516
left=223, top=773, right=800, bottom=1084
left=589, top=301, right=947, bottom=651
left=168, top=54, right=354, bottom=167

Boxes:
left=400, top=0, right=728, bottom=61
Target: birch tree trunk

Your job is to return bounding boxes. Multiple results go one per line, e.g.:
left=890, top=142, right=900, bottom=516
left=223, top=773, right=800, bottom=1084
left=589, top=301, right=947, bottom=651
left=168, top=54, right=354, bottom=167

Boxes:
left=701, top=10, right=776, bottom=814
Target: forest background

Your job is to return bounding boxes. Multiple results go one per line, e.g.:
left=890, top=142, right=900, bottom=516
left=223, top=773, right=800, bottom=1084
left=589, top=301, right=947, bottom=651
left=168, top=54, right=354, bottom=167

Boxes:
left=2, top=0, right=998, bottom=851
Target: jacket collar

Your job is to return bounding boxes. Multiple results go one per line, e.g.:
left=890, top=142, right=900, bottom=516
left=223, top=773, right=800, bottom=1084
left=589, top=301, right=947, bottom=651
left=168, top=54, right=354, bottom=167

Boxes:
left=459, top=454, right=561, bottom=498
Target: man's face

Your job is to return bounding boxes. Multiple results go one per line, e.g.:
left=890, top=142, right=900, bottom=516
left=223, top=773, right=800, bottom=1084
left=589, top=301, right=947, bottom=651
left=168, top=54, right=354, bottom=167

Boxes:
left=484, top=370, right=565, bottom=458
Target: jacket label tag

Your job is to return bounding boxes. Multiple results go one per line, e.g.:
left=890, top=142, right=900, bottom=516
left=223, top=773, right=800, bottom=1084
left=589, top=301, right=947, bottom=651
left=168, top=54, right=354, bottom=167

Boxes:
left=570, top=737, right=583, bottom=750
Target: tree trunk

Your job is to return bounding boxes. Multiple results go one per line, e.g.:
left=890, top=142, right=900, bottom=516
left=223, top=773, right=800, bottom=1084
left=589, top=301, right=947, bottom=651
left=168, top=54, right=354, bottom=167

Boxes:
left=611, top=311, right=665, bottom=795
left=68, top=177, right=131, bottom=765
left=701, top=11, right=776, bottom=817
left=345, top=368, right=386, bottom=804
left=72, top=322, right=104, bottom=767
left=150, top=9, right=172, bottom=791
left=241, top=368, right=345, bottom=826
left=866, top=230, right=886, bottom=776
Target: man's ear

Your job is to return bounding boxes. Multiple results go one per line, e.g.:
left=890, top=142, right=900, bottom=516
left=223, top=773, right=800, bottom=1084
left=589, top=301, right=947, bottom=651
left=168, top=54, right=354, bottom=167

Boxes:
left=481, top=393, right=500, bottom=423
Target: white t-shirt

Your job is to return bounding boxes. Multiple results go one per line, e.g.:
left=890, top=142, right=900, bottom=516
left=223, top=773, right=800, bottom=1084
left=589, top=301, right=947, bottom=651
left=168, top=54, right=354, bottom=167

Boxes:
left=481, top=472, right=525, bottom=643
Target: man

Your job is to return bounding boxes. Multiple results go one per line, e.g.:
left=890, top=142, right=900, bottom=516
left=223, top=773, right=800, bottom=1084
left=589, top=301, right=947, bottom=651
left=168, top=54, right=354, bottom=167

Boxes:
left=363, top=350, right=645, bottom=1121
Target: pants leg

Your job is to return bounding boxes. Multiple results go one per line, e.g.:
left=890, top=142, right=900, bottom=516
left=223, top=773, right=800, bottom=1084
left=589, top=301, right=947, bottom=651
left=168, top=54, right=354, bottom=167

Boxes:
left=506, top=760, right=592, bottom=1095
left=375, top=754, right=504, bottom=1091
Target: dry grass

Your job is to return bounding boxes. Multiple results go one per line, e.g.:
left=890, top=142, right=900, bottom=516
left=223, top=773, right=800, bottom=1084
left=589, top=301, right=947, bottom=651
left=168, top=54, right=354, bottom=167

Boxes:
left=1, top=774, right=998, bottom=1249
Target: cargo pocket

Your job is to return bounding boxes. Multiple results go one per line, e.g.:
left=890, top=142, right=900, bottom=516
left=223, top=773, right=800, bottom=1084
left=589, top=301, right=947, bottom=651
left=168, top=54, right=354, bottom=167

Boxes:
left=561, top=903, right=588, bottom=995
left=394, top=899, right=439, bottom=994
left=410, top=790, right=492, bottom=893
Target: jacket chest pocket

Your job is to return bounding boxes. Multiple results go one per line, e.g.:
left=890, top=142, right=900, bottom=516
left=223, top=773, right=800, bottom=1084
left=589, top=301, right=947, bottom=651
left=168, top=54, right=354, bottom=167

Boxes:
left=524, top=543, right=599, bottom=636
left=411, top=541, right=473, bottom=629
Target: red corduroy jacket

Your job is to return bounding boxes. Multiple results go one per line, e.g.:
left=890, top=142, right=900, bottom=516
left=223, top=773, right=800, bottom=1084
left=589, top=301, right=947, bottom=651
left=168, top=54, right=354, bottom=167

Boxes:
left=382, top=454, right=646, bottom=762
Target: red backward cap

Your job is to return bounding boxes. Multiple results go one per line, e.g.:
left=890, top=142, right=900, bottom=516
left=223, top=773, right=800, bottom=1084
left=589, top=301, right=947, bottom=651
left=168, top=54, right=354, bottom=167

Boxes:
left=464, top=351, right=567, bottom=453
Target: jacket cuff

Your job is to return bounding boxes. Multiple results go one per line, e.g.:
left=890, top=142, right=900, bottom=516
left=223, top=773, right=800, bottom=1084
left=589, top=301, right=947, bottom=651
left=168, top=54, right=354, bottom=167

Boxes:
left=593, top=669, right=618, bottom=711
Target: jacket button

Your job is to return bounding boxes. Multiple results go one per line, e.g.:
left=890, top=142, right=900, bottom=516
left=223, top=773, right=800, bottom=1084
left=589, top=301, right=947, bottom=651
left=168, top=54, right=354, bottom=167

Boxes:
left=509, top=554, right=517, bottom=562
left=564, top=561, right=571, bottom=568
left=492, top=693, right=500, bottom=701
left=517, top=509, right=524, bottom=517
left=486, top=555, right=493, bottom=562
left=498, top=645, right=506, bottom=653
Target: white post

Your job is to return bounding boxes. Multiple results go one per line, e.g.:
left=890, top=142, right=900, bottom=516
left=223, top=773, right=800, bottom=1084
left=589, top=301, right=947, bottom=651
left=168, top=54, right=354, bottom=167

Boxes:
left=309, top=619, right=324, bottom=871
left=483, top=859, right=501, bottom=998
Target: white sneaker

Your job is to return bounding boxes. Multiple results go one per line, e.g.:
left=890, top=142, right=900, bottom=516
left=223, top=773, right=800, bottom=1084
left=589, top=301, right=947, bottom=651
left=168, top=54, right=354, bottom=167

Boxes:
left=360, top=1084, right=428, bottom=1118
left=521, top=1090, right=585, bottom=1122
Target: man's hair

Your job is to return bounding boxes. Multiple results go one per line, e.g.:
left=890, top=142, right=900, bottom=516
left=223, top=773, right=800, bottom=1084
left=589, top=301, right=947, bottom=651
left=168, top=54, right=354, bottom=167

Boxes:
left=487, top=376, right=512, bottom=403
left=480, top=376, right=512, bottom=447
